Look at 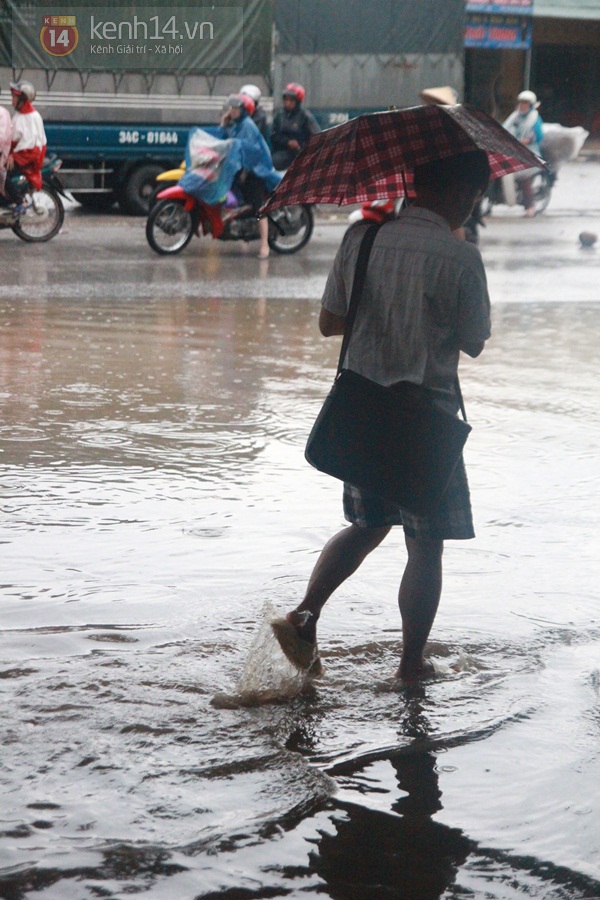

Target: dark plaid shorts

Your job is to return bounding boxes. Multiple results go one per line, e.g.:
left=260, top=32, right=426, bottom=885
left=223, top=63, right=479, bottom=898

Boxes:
left=342, top=455, right=475, bottom=540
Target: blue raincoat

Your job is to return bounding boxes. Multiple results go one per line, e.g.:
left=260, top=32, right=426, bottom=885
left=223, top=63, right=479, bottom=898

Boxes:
left=179, top=115, right=281, bottom=205
left=217, top=116, right=281, bottom=192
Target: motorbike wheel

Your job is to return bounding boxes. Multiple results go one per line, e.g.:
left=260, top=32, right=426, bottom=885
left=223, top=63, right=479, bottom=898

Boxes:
left=480, top=178, right=505, bottom=217
left=12, top=185, right=64, bottom=242
left=146, top=198, right=194, bottom=255
left=513, top=171, right=552, bottom=217
left=268, top=204, right=313, bottom=254
left=530, top=169, right=553, bottom=215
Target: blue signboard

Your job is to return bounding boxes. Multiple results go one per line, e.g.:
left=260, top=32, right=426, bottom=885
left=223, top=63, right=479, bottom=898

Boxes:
left=465, top=13, right=532, bottom=48
left=466, top=1, right=533, bottom=13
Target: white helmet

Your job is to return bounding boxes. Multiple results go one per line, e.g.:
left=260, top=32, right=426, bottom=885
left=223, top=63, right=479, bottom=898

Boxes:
left=517, top=90, right=538, bottom=107
left=10, top=80, right=36, bottom=102
left=240, top=83, right=261, bottom=105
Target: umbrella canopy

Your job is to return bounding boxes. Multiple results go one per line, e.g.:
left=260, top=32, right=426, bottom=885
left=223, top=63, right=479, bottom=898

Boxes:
left=261, top=103, right=547, bottom=213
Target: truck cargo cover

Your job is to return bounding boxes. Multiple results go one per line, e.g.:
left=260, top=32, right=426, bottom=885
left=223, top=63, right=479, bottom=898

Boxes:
left=0, top=0, right=272, bottom=74
left=274, top=0, right=465, bottom=55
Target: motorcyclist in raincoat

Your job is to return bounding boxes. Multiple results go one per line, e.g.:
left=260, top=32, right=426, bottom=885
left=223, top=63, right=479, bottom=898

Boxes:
left=180, top=94, right=280, bottom=258
left=6, top=81, right=46, bottom=209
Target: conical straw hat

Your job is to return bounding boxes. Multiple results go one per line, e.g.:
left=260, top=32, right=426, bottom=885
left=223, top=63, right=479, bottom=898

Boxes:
left=420, top=86, right=459, bottom=106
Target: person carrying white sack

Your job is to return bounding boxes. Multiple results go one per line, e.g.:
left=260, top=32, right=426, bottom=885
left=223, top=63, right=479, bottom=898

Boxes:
left=503, top=90, right=544, bottom=217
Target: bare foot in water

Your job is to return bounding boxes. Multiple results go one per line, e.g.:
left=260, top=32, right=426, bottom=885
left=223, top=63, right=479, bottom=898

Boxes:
left=395, top=658, right=436, bottom=681
left=270, top=610, right=322, bottom=674
left=288, top=609, right=317, bottom=643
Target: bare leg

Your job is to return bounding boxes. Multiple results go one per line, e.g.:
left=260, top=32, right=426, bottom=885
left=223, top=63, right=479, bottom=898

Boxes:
left=520, top=177, right=536, bottom=216
left=258, top=217, right=270, bottom=258
left=288, top=524, right=391, bottom=642
left=396, top=534, right=443, bottom=679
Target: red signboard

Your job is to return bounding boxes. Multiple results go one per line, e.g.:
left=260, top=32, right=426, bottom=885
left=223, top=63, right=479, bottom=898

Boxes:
left=465, top=12, right=532, bottom=48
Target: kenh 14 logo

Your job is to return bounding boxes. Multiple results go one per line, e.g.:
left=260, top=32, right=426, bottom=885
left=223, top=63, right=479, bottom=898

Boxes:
left=40, top=15, right=79, bottom=56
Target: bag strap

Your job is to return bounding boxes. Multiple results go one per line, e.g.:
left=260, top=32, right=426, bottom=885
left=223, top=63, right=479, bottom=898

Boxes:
left=336, top=224, right=380, bottom=376
left=336, top=222, right=468, bottom=423
left=454, top=375, right=467, bottom=423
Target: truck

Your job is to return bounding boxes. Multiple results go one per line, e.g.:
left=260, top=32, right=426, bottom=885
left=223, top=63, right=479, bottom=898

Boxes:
left=0, top=0, right=465, bottom=215
left=0, top=0, right=273, bottom=214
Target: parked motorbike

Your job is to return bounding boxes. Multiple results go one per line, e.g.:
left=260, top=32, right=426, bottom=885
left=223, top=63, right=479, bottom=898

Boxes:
left=0, top=156, right=67, bottom=242
left=146, top=183, right=313, bottom=256
left=150, top=163, right=185, bottom=208
left=480, top=167, right=555, bottom=218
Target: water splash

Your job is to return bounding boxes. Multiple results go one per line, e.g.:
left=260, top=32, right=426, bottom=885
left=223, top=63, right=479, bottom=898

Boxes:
left=212, top=602, right=310, bottom=707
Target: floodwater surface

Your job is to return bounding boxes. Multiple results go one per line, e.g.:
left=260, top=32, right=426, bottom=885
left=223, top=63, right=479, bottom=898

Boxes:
left=1, top=198, right=600, bottom=898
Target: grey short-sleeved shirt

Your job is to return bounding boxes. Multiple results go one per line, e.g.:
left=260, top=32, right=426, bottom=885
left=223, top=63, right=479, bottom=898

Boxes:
left=322, top=208, right=491, bottom=398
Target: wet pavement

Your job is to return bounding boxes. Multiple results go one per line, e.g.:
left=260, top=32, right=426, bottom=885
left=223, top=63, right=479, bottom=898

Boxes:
left=0, top=158, right=599, bottom=898
left=1, top=157, right=599, bottom=307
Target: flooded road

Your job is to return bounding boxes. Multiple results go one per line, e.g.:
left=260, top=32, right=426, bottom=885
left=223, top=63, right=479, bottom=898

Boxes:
left=1, top=160, right=600, bottom=898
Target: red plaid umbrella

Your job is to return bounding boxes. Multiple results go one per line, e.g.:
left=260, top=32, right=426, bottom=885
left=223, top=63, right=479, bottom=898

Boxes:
left=261, top=103, right=547, bottom=213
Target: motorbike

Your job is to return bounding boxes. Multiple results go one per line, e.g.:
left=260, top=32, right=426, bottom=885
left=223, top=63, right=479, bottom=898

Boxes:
left=348, top=197, right=482, bottom=244
left=146, top=179, right=313, bottom=256
left=0, top=155, right=67, bottom=242
left=347, top=198, right=402, bottom=226
left=480, top=123, right=587, bottom=219
left=479, top=167, right=555, bottom=218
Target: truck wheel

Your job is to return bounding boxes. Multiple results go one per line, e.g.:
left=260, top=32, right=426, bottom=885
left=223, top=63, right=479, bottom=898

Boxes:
left=120, top=164, right=165, bottom=216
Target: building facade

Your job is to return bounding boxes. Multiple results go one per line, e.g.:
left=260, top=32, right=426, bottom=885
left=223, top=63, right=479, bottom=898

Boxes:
left=465, top=0, right=600, bottom=132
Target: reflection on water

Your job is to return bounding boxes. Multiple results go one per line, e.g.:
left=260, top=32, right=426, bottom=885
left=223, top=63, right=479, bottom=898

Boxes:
left=314, top=697, right=475, bottom=899
left=1, top=293, right=599, bottom=897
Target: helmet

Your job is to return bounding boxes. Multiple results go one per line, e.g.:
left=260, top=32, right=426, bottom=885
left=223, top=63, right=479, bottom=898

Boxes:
left=517, top=90, right=538, bottom=107
left=10, top=80, right=36, bottom=102
left=223, top=93, right=243, bottom=111
left=283, top=82, right=306, bottom=103
left=240, top=84, right=261, bottom=105
left=239, top=92, right=256, bottom=116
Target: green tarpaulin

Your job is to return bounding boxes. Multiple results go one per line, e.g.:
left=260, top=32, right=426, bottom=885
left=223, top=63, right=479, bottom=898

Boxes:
left=0, top=0, right=272, bottom=73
